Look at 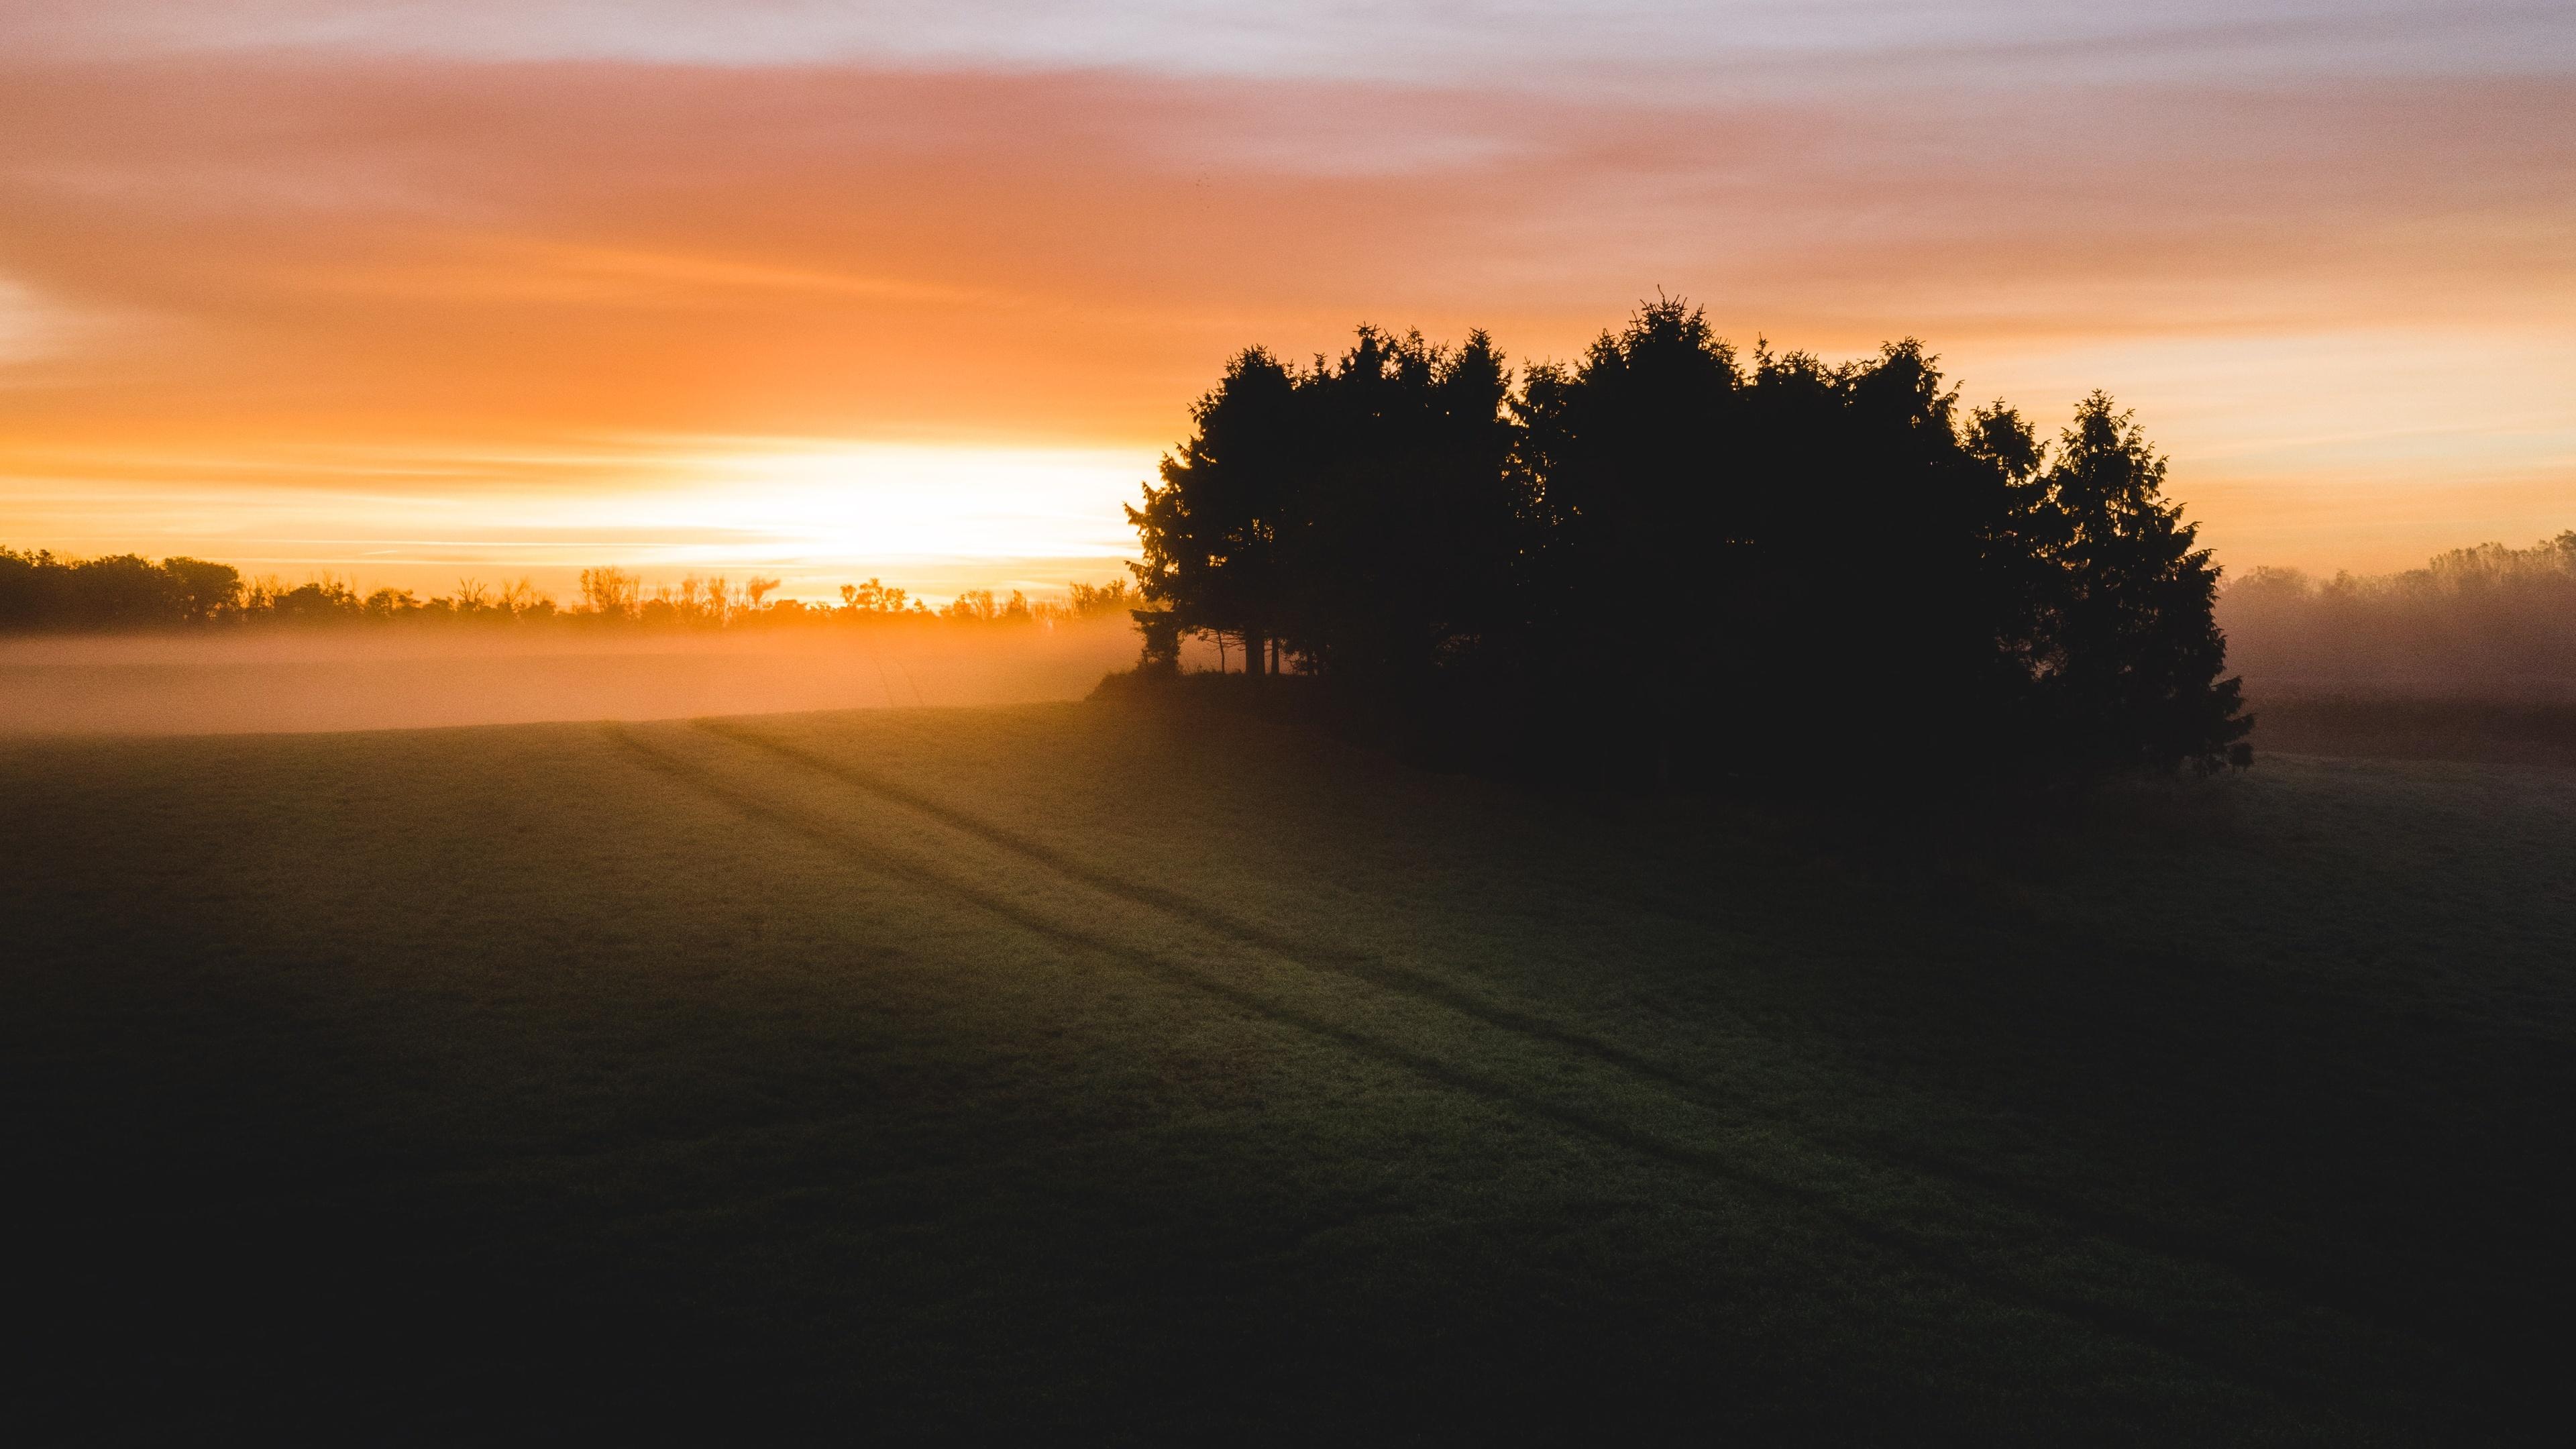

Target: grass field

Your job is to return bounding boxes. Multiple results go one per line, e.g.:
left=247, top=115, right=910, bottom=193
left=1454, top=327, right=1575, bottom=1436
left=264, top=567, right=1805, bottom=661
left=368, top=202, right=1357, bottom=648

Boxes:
left=7, top=700, right=2573, bottom=1442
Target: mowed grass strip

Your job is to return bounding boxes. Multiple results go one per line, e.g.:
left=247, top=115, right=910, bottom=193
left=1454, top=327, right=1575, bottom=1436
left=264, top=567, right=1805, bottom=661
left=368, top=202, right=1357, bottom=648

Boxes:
left=5, top=702, right=2571, bottom=1442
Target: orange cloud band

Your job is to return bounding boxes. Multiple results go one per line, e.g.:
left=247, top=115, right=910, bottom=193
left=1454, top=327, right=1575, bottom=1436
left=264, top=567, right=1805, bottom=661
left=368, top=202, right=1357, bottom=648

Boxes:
left=2, top=55, right=2570, bottom=584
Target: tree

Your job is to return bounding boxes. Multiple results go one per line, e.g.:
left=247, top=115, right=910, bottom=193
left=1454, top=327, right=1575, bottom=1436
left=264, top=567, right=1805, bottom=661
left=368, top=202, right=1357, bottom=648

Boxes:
left=362, top=588, right=421, bottom=619
left=270, top=578, right=360, bottom=623
left=1067, top=580, right=1133, bottom=619
left=580, top=568, right=642, bottom=621
left=1281, top=327, right=1523, bottom=688
left=2028, top=394, right=2251, bottom=774
left=1515, top=301, right=1754, bottom=779
left=1128, top=347, right=1304, bottom=675
left=0, top=548, right=44, bottom=627
left=1515, top=307, right=2041, bottom=780
left=65, top=554, right=184, bottom=629
left=162, top=557, right=243, bottom=623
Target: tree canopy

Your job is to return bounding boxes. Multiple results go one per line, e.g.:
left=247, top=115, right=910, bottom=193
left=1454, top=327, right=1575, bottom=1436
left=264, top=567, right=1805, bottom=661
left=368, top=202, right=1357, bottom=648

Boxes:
left=1128, top=300, right=2251, bottom=786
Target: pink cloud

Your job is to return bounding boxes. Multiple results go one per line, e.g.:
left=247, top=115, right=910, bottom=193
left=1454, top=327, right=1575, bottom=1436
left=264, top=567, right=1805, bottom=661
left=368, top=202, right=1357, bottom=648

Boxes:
left=0, top=49, right=2568, bottom=574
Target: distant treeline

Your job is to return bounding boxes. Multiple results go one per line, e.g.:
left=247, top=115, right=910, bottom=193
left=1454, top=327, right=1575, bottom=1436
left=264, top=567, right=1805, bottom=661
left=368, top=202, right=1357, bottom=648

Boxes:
left=2221, top=535, right=2576, bottom=699
left=0, top=551, right=1134, bottom=631
left=1126, top=300, right=2249, bottom=784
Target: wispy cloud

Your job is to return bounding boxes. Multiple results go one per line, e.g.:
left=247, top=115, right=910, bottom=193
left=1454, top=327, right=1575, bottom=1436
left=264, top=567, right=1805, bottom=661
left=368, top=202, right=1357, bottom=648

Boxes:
left=16, top=2, right=2571, bottom=88
left=1, top=3, right=2571, bottom=577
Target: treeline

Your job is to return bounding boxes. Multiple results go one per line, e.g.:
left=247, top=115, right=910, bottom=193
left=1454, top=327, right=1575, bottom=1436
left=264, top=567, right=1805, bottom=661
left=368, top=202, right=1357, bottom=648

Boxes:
left=2221, top=534, right=2576, bottom=698
left=1126, top=300, right=2249, bottom=785
left=0, top=549, right=1134, bottom=631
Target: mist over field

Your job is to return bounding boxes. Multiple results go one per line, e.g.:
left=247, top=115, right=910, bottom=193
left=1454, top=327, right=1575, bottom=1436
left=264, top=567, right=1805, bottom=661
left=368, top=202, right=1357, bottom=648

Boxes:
left=0, top=619, right=1142, bottom=735
left=2216, top=537, right=2576, bottom=703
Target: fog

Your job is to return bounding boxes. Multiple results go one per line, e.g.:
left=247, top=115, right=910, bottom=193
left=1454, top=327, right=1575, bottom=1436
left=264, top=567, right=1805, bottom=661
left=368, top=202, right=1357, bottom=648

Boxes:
left=2218, top=539, right=2576, bottom=704
left=0, top=621, right=1144, bottom=735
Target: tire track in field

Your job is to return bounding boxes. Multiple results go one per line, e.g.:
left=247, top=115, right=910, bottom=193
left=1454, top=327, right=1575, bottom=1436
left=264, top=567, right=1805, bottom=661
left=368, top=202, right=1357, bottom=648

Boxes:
left=688, top=718, right=2485, bottom=1373
left=697, top=718, right=1758, bottom=1100
left=609, top=722, right=2394, bottom=1421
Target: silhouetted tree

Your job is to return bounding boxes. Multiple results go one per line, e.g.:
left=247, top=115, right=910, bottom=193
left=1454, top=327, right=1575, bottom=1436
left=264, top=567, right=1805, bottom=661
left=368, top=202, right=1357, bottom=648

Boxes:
left=1280, top=327, right=1523, bottom=688
left=1123, top=299, right=2252, bottom=790
left=269, top=579, right=362, bottom=623
left=162, top=557, right=244, bottom=623
left=0, top=549, right=1005, bottom=635
left=1128, top=347, right=1303, bottom=676
left=1067, top=580, right=1134, bottom=619
left=580, top=568, right=643, bottom=621
left=2027, top=394, right=2251, bottom=773
left=1, top=547, right=239, bottom=630
left=1519, top=302, right=1746, bottom=731
left=1518, top=307, right=2040, bottom=780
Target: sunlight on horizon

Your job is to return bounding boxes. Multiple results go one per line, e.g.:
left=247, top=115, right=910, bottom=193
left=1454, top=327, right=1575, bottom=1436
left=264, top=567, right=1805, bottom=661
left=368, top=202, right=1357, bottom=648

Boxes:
left=643, top=439, right=1150, bottom=566
left=3, top=1, right=2570, bottom=588
left=0, top=438, right=1154, bottom=604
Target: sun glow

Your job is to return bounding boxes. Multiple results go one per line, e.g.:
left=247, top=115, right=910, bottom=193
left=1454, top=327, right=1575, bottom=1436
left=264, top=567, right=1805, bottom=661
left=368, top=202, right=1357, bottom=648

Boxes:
left=637, top=440, right=1151, bottom=568
left=0, top=438, right=1155, bottom=604
left=3, top=3, right=2571, bottom=588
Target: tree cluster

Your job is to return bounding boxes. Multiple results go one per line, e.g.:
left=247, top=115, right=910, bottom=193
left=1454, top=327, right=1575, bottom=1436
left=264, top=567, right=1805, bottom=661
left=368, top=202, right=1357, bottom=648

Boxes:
left=0, top=550, right=580, bottom=628
left=0, top=549, right=1134, bottom=633
left=2221, top=533, right=2576, bottom=698
left=1127, top=301, right=2250, bottom=785
left=0, top=549, right=250, bottom=629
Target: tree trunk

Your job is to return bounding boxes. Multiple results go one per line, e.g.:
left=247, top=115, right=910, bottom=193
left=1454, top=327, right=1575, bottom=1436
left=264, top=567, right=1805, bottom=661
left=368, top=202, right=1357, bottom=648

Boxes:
left=1244, top=629, right=1267, bottom=679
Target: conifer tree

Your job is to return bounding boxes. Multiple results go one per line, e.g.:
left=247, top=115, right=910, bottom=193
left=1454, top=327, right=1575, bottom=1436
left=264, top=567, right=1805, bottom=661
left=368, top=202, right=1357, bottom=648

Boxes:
left=2031, top=394, right=2252, bottom=773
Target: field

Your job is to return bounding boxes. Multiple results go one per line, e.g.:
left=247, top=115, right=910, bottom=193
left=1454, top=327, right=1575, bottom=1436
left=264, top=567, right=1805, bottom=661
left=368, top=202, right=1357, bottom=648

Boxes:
left=7, top=699, right=2573, bottom=1442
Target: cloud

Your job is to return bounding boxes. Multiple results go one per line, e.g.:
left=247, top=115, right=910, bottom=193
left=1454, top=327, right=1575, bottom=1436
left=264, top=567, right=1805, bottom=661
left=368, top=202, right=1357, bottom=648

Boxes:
left=0, top=274, right=147, bottom=381
left=5, top=58, right=2565, bottom=394
left=0, top=279, right=64, bottom=366
left=0, top=39, right=2569, bottom=574
left=14, top=2, right=2571, bottom=90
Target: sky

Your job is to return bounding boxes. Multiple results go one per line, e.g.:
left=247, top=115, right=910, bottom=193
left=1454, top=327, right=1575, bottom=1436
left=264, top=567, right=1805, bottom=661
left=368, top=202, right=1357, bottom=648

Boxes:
left=3, top=1, right=2571, bottom=600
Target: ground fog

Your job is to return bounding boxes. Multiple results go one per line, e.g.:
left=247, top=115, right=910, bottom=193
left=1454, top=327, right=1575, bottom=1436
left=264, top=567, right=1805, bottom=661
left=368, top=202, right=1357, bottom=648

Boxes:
left=0, top=620, right=1141, bottom=735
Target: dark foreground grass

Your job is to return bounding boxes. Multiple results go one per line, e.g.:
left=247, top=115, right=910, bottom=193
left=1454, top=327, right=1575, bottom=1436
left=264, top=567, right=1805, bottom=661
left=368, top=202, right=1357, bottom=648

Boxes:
left=5, top=701, right=2573, bottom=1443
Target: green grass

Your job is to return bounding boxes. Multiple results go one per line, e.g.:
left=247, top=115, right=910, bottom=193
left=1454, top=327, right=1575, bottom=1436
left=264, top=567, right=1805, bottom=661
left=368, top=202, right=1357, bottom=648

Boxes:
left=7, top=701, right=2572, bottom=1442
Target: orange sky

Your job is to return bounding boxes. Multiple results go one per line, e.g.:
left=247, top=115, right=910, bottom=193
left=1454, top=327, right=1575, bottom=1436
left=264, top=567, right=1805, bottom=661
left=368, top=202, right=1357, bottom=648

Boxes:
left=3, top=3, right=2571, bottom=599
